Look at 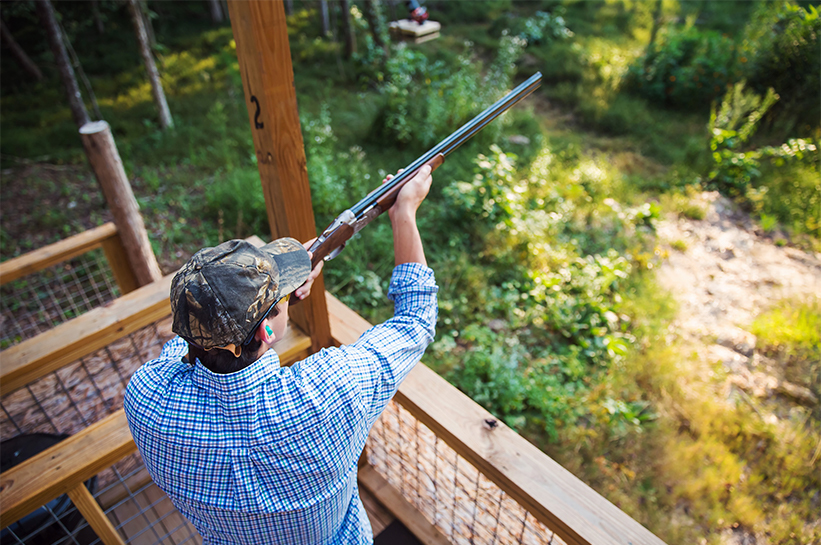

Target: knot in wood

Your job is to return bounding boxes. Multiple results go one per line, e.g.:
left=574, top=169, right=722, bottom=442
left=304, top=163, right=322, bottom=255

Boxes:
left=483, top=418, right=498, bottom=430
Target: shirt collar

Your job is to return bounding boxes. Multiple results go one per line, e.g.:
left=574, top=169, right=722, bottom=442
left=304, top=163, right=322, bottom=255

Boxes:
left=191, top=348, right=281, bottom=396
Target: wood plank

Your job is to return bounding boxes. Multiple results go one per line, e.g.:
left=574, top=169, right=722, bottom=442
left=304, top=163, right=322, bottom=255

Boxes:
left=329, top=295, right=667, bottom=545
left=227, top=0, right=333, bottom=353
left=0, top=222, right=118, bottom=285
left=358, top=464, right=450, bottom=545
left=0, top=411, right=137, bottom=526
left=101, top=232, right=139, bottom=294
left=0, top=274, right=173, bottom=397
left=67, top=483, right=126, bottom=545
left=359, top=482, right=395, bottom=536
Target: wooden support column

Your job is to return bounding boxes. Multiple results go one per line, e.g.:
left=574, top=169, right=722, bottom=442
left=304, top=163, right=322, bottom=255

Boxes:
left=66, top=485, right=126, bottom=545
left=79, top=121, right=162, bottom=287
left=227, top=0, right=333, bottom=352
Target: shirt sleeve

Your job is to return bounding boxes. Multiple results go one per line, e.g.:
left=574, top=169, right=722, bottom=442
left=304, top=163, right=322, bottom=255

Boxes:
left=299, top=262, right=438, bottom=428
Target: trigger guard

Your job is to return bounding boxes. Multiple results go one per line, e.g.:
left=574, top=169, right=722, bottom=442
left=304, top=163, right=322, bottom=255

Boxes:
left=325, top=244, right=346, bottom=261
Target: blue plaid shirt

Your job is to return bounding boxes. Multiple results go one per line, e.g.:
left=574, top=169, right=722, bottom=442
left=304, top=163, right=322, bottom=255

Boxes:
left=125, top=263, right=437, bottom=545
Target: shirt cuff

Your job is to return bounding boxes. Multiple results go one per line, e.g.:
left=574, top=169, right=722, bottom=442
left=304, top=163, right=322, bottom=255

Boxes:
left=387, top=262, right=436, bottom=301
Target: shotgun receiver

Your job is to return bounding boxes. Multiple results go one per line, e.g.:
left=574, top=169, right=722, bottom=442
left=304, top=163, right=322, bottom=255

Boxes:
left=307, top=72, right=542, bottom=268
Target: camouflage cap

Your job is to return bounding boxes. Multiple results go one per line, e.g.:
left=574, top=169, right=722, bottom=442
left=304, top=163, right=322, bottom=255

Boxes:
left=170, top=238, right=310, bottom=354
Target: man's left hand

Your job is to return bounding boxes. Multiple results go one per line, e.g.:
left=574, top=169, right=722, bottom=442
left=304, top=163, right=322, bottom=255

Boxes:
left=296, top=238, right=324, bottom=300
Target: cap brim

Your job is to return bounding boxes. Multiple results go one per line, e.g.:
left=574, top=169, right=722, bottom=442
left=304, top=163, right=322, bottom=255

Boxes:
left=261, top=237, right=311, bottom=299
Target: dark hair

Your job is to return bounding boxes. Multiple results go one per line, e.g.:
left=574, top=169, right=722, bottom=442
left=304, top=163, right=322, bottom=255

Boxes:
left=188, top=306, right=278, bottom=374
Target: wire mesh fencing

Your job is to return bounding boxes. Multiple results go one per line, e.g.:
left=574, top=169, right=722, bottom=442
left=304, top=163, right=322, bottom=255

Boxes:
left=0, top=316, right=200, bottom=545
left=0, top=317, right=174, bottom=442
left=1, top=249, right=121, bottom=349
left=365, top=400, right=566, bottom=545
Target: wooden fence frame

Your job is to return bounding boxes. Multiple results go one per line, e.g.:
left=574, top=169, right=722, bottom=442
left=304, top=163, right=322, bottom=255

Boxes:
left=0, top=221, right=138, bottom=294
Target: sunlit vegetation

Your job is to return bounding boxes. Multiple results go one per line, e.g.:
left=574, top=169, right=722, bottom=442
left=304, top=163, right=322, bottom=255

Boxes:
left=1, top=0, right=818, bottom=543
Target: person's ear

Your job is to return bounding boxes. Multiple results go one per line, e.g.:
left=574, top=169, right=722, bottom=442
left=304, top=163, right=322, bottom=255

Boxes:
left=256, top=321, right=275, bottom=344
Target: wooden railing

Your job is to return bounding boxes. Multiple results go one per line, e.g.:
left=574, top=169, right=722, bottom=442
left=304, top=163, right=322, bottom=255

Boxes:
left=0, top=235, right=666, bottom=545
left=0, top=222, right=137, bottom=294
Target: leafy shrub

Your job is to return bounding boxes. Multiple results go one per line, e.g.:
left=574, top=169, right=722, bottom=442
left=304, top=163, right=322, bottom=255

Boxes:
left=625, top=25, right=741, bottom=110
left=742, top=2, right=821, bottom=138
left=707, top=82, right=818, bottom=203
left=435, top=145, right=654, bottom=442
left=301, top=105, right=373, bottom=224
left=490, top=8, right=573, bottom=46
left=375, top=35, right=524, bottom=146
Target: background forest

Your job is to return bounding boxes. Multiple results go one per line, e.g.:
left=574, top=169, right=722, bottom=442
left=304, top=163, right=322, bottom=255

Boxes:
left=1, top=0, right=819, bottom=543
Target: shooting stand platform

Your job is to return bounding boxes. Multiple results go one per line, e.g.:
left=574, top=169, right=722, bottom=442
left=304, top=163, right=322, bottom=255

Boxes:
left=389, top=19, right=441, bottom=44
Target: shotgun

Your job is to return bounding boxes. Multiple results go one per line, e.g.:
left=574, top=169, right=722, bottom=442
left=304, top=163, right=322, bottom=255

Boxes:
left=307, top=72, right=542, bottom=268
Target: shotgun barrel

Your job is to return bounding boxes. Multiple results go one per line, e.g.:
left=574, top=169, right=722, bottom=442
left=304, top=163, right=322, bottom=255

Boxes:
left=307, top=72, right=542, bottom=267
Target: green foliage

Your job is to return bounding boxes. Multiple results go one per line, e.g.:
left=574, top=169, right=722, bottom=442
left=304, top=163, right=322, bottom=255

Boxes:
left=707, top=81, right=820, bottom=228
left=434, top=145, right=656, bottom=442
left=750, top=298, right=821, bottom=393
left=374, top=35, right=524, bottom=146
left=742, top=2, right=821, bottom=138
left=301, top=105, right=373, bottom=224
left=205, top=168, right=268, bottom=241
left=625, top=25, right=741, bottom=110
left=427, top=0, right=513, bottom=25
left=490, top=8, right=574, bottom=46
left=707, top=83, right=780, bottom=197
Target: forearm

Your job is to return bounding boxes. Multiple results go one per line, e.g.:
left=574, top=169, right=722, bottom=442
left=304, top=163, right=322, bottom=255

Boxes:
left=390, top=206, right=426, bottom=267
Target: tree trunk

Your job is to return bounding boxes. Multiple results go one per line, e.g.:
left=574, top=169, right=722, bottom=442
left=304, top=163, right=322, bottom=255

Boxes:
left=35, top=0, right=89, bottom=127
left=80, top=121, right=162, bottom=286
left=1, top=18, right=44, bottom=81
left=320, top=0, right=330, bottom=36
left=91, top=0, right=104, bottom=34
left=207, top=0, right=223, bottom=23
left=647, top=0, right=663, bottom=55
left=139, top=0, right=156, bottom=50
left=362, top=0, right=388, bottom=55
left=284, top=0, right=293, bottom=16
left=127, top=0, right=173, bottom=129
left=340, top=0, right=356, bottom=57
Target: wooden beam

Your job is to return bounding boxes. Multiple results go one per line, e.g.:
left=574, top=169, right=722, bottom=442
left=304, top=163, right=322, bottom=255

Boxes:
left=101, top=232, right=139, bottom=294
left=328, top=294, right=667, bottom=545
left=226, top=0, right=333, bottom=353
left=67, top=483, right=126, bottom=545
left=358, top=465, right=451, bottom=545
left=0, top=411, right=137, bottom=526
left=0, top=222, right=118, bottom=285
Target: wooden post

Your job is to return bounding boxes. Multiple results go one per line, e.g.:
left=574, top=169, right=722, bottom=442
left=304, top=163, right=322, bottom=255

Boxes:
left=227, top=0, right=333, bottom=352
left=79, top=121, right=161, bottom=287
left=67, top=484, right=126, bottom=545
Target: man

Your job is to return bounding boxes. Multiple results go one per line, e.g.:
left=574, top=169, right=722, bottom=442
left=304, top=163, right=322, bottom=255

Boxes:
left=124, top=166, right=437, bottom=544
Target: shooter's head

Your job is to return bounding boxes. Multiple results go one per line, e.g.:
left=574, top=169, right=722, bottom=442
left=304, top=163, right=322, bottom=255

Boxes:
left=170, top=238, right=310, bottom=366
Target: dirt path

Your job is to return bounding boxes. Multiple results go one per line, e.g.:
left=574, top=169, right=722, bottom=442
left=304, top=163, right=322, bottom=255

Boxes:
left=655, top=191, right=821, bottom=406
